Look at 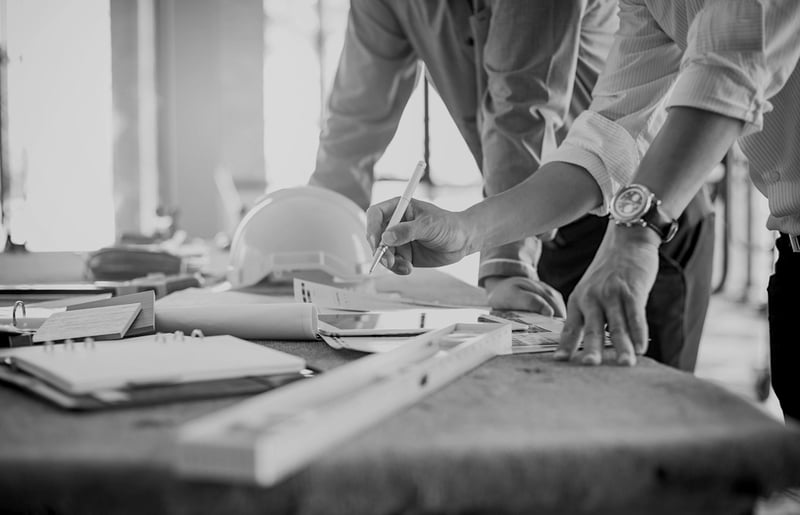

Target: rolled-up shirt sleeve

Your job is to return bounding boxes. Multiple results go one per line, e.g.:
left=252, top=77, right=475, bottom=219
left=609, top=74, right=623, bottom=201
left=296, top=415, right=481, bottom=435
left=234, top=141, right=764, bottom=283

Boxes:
left=310, top=0, right=418, bottom=210
left=670, top=0, right=800, bottom=135
left=543, top=0, right=684, bottom=215
left=545, top=0, right=800, bottom=215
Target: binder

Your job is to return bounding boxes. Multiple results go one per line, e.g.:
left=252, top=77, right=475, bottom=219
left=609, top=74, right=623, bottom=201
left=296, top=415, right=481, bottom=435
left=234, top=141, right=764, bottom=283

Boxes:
left=0, top=331, right=312, bottom=409
left=4, top=332, right=306, bottom=395
left=1, top=292, right=157, bottom=347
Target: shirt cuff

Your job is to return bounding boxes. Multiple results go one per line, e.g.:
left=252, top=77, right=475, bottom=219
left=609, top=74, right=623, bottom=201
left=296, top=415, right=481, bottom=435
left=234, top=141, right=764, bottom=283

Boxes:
left=543, top=112, right=640, bottom=216
left=668, top=62, right=767, bottom=135
left=478, top=259, right=538, bottom=286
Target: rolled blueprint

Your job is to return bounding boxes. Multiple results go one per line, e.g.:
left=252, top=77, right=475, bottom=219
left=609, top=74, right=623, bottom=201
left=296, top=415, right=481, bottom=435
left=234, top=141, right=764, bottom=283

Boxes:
left=155, top=303, right=318, bottom=341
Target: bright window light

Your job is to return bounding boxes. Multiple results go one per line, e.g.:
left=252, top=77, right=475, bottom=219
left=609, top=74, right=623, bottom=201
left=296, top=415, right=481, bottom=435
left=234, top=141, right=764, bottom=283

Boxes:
left=4, top=0, right=114, bottom=251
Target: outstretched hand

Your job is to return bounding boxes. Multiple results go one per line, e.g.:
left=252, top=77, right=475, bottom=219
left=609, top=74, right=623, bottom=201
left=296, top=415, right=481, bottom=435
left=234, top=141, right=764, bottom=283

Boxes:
left=366, top=197, right=474, bottom=275
left=555, top=223, right=660, bottom=366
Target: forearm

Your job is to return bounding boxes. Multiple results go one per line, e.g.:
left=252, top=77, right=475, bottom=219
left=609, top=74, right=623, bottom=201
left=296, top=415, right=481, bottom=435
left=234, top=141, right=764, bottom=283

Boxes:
left=463, top=161, right=602, bottom=253
left=634, top=106, right=744, bottom=219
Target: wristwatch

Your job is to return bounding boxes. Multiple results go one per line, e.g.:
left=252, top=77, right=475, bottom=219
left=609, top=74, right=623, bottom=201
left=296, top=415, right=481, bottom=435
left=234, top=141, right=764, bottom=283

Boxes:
left=609, top=184, right=679, bottom=243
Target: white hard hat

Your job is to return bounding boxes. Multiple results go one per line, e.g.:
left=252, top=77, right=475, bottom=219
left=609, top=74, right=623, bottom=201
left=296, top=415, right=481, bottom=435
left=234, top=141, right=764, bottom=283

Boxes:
left=227, top=186, right=372, bottom=287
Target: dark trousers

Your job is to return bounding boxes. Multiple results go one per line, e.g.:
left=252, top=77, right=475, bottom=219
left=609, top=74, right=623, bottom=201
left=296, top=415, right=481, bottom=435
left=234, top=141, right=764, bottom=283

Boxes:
left=768, top=234, right=800, bottom=422
left=538, top=191, right=715, bottom=372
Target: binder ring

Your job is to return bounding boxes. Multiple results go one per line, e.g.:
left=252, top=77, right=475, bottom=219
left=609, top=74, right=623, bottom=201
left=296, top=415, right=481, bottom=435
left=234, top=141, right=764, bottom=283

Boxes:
left=12, top=301, right=26, bottom=327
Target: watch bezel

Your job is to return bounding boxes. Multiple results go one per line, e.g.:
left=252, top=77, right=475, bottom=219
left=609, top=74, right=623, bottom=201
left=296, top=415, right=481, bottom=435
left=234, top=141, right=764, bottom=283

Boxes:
left=610, top=184, right=654, bottom=225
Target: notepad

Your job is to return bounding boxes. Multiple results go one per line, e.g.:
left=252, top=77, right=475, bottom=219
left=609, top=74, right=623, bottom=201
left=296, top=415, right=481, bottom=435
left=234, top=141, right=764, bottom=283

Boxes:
left=5, top=334, right=307, bottom=395
left=32, top=303, right=142, bottom=343
left=67, top=290, right=156, bottom=337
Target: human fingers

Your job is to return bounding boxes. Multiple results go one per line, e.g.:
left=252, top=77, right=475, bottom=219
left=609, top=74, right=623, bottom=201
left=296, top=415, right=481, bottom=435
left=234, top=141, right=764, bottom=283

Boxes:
left=578, top=303, right=606, bottom=366
left=381, top=217, right=435, bottom=248
left=621, top=288, right=649, bottom=355
left=515, top=279, right=567, bottom=318
left=378, top=245, right=413, bottom=275
left=391, top=253, right=413, bottom=275
left=604, top=295, right=636, bottom=366
left=555, top=296, right=584, bottom=361
left=487, top=278, right=560, bottom=317
left=384, top=241, right=414, bottom=275
left=366, top=198, right=401, bottom=250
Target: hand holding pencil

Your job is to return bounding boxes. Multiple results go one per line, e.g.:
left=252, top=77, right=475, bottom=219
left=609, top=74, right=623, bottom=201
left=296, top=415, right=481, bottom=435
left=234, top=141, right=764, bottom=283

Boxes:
left=368, top=160, right=427, bottom=274
left=366, top=161, right=475, bottom=275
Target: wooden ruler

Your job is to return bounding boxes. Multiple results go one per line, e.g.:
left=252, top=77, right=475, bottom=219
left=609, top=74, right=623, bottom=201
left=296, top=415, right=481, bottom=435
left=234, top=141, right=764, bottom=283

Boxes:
left=175, top=322, right=511, bottom=486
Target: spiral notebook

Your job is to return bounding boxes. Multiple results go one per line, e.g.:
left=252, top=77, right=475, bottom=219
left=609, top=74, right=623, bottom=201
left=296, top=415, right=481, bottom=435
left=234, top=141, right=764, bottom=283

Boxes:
left=1, top=333, right=307, bottom=396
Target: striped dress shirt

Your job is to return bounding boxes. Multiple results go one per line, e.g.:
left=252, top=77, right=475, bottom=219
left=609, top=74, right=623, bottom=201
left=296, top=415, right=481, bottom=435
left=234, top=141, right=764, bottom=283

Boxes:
left=545, top=0, right=800, bottom=234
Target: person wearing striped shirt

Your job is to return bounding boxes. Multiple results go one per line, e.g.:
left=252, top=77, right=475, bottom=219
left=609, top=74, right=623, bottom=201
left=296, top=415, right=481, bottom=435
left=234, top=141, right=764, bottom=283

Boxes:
left=365, top=0, right=800, bottom=421
left=313, top=0, right=716, bottom=372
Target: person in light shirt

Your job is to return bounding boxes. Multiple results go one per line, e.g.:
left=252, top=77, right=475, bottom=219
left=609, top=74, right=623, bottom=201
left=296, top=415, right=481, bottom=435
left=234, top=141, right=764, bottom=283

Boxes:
left=312, top=0, right=716, bottom=373
left=365, top=0, right=800, bottom=422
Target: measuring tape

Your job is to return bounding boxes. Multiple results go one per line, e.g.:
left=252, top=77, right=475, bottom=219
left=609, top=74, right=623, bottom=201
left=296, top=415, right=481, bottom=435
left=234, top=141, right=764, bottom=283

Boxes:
left=175, top=322, right=511, bottom=485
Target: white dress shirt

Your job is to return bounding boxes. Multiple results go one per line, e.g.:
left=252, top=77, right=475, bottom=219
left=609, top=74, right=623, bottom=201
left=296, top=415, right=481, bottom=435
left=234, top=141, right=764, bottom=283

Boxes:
left=546, top=0, right=800, bottom=234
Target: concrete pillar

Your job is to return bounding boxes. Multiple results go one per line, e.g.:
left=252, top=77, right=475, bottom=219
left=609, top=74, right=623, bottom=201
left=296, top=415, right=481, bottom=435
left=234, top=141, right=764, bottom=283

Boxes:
left=156, top=0, right=265, bottom=238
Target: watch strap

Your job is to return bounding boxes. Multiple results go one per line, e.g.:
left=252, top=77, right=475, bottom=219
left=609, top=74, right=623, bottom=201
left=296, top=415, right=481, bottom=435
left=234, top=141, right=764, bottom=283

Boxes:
left=641, top=199, right=678, bottom=243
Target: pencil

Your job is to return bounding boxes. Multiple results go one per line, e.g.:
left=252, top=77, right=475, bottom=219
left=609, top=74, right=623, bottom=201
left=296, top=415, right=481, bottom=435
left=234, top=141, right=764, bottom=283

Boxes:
left=368, top=160, right=427, bottom=274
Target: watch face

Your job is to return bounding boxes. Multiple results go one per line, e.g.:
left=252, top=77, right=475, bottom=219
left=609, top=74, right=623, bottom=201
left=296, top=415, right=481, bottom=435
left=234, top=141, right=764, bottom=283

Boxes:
left=612, top=185, right=651, bottom=223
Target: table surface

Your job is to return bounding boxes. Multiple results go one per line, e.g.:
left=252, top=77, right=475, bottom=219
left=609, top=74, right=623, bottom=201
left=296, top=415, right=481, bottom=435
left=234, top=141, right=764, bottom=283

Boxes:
left=1, top=270, right=799, bottom=515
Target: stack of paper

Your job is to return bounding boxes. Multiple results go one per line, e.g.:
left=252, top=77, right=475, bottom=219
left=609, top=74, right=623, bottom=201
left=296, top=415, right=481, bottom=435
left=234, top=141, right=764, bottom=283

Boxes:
left=295, top=279, right=561, bottom=353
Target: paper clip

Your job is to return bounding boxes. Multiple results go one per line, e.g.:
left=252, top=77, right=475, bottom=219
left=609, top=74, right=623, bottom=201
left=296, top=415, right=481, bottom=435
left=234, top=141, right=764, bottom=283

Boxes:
left=11, top=301, right=26, bottom=328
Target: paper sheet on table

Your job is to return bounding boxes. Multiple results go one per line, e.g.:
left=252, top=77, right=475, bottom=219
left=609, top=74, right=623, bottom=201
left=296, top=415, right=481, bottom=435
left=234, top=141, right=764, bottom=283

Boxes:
left=490, top=311, right=565, bottom=333
left=321, top=331, right=560, bottom=355
left=293, top=278, right=466, bottom=311
left=372, top=268, right=488, bottom=307
left=155, top=303, right=318, bottom=340
left=319, top=333, right=412, bottom=353
left=491, top=311, right=613, bottom=354
left=490, top=310, right=563, bottom=354
left=510, top=332, right=561, bottom=354
left=321, top=326, right=562, bottom=355
left=320, top=318, right=539, bottom=353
